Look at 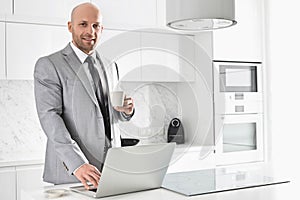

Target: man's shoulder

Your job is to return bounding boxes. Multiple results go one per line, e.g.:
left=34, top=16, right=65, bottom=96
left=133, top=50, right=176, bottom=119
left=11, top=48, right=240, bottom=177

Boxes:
left=35, top=45, right=69, bottom=70
left=47, top=45, right=70, bottom=60
left=38, top=44, right=69, bottom=60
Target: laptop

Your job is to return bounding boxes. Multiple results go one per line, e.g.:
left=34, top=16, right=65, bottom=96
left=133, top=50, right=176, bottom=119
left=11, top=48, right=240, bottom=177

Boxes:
left=70, top=143, right=176, bottom=198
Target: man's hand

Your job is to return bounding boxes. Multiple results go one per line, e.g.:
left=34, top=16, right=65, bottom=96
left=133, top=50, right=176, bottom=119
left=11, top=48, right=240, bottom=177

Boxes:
left=74, top=163, right=101, bottom=190
left=114, top=96, right=134, bottom=115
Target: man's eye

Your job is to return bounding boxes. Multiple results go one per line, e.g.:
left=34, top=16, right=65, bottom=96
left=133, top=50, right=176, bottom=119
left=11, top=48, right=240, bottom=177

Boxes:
left=93, top=24, right=100, bottom=29
left=79, top=23, right=87, bottom=27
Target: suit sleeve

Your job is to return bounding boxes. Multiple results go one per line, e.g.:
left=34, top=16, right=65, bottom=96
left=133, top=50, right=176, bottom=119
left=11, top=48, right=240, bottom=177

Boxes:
left=112, top=62, right=135, bottom=121
left=34, top=57, right=87, bottom=175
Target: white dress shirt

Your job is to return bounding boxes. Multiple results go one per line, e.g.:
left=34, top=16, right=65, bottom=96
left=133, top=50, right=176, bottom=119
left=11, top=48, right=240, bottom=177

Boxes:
left=70, top=42, right=99, bottom=92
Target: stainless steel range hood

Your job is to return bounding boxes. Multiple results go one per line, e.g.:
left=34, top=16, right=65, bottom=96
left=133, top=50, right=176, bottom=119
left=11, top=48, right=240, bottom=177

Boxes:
left=166, top=0, right=236, bottom=31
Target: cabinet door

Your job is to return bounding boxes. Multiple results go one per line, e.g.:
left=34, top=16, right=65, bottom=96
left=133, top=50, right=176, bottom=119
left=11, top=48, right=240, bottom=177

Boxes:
left=14, top=0, right=87, bottom=21
left=6, top=23, right=70, bottom=80
left=98, top=29, right=142, bottom=81
left=141, top=32, right=195, bottom=82
left=92, top=0, right=157, bottom=29
left=16, top=164, right=48, bottom=200
left=0, top=167, right=16, bottom=200
left=213, top=0, right=263, bottom=62
left=0, top=0, right=12, bottom=15
left=167, top=147, right=215, bottom=173
left=0, top=22, right=5, bottom=79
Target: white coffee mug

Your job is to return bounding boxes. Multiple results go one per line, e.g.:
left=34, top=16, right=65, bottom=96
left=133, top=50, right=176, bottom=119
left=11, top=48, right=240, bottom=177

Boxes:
left=110, top=91, right=125, bottom=107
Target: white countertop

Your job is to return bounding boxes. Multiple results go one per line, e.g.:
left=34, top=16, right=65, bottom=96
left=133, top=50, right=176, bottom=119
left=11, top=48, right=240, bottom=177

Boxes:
left=0, top=145, right=210, bottom=168
left=21, top=181, right=293, bottom=200
left=21, top=163, right=295, bottom=200
left=0, top=151, right=44, bottom=167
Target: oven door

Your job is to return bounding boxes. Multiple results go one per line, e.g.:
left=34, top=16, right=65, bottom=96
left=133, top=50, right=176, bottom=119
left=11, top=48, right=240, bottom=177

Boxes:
left=214, top=114, right=264, bottom=165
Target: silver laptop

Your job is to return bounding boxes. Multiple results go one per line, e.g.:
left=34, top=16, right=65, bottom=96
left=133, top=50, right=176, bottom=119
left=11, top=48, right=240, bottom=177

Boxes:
left=70, top=143, right=176, bottom=198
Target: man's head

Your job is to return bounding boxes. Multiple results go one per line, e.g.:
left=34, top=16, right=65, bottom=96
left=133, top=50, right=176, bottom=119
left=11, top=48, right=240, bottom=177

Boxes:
left=68, top=3, right=103, bottom=55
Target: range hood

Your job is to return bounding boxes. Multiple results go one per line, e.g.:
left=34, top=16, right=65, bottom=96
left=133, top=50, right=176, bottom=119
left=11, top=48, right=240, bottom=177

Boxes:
left=166, top=0, right=236, bottom=31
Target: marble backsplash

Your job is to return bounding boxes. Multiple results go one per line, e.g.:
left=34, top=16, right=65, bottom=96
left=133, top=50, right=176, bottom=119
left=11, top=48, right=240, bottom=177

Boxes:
left=0, top=80, right=46, bottom=160
left=118, top=82, right=182, bottom=144
left=0, top=80, right=181, bottom=160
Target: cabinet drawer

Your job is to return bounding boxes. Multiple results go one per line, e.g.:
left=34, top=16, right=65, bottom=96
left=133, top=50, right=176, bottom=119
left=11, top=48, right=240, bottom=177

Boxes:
left=0, top=0, right=12, bottom=15
left=0, top=22, right=5, bottom=79
left=6, top=23, right=70, bottom=80
left=0, top=167, right=16, bottom=200
left=92, top=0, right=157, bottom=29
left=14, top=0, right=86, bottom=21
left=16, top=164, right=48, bottom=200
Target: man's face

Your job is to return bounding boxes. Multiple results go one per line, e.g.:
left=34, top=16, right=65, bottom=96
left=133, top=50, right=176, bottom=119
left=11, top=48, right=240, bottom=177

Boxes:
left=68, top=5, right=103, bottom=54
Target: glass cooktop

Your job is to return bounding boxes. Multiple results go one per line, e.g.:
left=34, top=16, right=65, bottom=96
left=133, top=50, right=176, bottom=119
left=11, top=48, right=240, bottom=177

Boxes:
left=162, top=167, right=289, bottom=196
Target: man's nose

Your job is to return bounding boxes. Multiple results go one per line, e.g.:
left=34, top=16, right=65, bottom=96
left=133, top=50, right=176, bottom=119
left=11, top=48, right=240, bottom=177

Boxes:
left=86, top=25, right=95, bottom=34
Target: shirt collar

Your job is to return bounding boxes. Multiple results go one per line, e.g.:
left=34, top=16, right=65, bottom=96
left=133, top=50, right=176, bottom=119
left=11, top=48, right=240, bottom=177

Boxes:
left=70, top=42, right=97, bottom=64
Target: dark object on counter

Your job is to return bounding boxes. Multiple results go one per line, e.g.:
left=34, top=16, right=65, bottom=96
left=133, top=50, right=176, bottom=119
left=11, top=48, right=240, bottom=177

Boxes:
left=121, top=138, right=140, bottom=147
left=167, top=118, right=184, bottom=144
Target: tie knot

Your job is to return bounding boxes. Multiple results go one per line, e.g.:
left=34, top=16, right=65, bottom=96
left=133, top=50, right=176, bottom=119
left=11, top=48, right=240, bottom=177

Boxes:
left=85, top=55, right=96, bottom=65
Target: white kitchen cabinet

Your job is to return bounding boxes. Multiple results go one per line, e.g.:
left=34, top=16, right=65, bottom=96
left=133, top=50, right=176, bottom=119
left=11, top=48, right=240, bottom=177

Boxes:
left=16, top=164, right=46, bottom=200
left=98, top=29, right=142, bottom=82
left=92, top=0, right=157, bottom=30
left=0, top=166, right=16, bottom=200
left=14, top=0, right=87, bottom=21
left=213, top=0, right=263, bottom=62
left=140, top=32, right=195, bottom=82
left=99, top=29, right=196, bottom=82
left=167, top=146, right=215, bottom=173
left=0, top=22, right=5, bottom=79
left=0, top=0, right=12, bottom=15
left=6, top=23, right=70, bottom=80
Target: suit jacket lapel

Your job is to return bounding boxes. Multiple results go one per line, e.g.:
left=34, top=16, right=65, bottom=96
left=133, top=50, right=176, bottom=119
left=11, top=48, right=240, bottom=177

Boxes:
left=62, top=44, right=99, bottom=107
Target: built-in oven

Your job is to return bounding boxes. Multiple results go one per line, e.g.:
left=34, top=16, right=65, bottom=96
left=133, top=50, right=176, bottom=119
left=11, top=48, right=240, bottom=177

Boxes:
left=213, top=61, right=264, bottom=165
left=214, top=113, right=264, bottom=165
left=213, top=61, right=263, bottom=114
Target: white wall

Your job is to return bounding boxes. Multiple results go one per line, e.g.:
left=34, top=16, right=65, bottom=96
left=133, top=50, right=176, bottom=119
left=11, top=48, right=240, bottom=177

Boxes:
left=265, top=0, right=300, bottom=182
left=0, top=1, right=214, bottom=152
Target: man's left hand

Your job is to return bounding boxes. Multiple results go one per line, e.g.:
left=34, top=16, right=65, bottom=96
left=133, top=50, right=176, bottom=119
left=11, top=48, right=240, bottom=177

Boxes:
left=114, top=96, right=134, bottom=115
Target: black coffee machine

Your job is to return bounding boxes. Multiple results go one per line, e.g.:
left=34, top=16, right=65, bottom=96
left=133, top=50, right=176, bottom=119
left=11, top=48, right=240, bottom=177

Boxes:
left=120, top=137, right=140, bottom=147
left=167, top=118, right=184, bottom=144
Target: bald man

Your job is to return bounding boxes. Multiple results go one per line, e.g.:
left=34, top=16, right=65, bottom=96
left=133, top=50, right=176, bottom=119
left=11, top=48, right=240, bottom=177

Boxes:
left=34, top=3, right=134, bottom=189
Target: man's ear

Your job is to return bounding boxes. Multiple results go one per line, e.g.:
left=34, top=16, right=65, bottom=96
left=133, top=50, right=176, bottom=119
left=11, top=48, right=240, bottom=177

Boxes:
left=67, top=21, right=72, bottom=33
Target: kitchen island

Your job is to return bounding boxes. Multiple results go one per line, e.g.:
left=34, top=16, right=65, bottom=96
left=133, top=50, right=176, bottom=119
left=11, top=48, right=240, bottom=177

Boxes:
left=21, top=164, right=293, bottom=200
left=21, top=181, right=292, bottom=200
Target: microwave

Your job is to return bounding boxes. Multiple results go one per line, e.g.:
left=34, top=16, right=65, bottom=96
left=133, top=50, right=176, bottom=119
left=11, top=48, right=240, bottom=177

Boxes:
left=213, top=61, right=263, bottom=114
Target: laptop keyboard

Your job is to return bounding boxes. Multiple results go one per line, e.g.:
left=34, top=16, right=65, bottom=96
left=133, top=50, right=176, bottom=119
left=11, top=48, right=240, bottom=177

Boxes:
left=89, top=188, right=97, bottom=192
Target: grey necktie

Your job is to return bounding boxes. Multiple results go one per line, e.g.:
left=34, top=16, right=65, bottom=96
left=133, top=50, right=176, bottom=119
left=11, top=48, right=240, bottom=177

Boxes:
left=84, top=56, right=112, bottom=149
left=85, top=56, right=102, bottom=101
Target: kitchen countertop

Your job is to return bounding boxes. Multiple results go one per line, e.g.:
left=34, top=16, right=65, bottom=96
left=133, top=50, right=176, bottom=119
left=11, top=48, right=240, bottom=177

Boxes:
left=21, top=164, right=293, bottom=200
left=21, top=181, right=292, bottom=200
left=0, top=151, right=44, bottom=167
left=0, top=145, right=211, bottom=168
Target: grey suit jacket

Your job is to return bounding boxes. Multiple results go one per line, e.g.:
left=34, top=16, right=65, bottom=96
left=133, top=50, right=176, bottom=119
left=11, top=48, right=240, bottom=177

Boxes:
left=34, top=44, right=128, bottom=184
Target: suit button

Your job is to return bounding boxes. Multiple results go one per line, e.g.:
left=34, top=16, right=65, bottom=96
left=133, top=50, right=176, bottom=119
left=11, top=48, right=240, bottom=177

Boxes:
left=62, top=162, right=69, bottom=171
